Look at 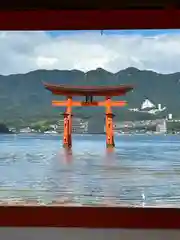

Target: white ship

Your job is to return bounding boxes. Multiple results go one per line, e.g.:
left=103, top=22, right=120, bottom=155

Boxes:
left=129, top=98, right=166, bottom=115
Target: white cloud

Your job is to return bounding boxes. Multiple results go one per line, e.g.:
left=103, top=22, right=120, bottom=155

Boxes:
left=0, top=31, right=180, bottom=75
left=36, top=56, right=58, bottom=68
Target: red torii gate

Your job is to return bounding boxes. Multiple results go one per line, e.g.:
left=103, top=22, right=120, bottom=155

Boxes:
left=43, top=82, right=133, bottom=149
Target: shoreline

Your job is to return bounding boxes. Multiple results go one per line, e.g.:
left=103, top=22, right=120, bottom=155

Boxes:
left=0, top=198, right=178, bottom=208
left=1, top=132, right=179, bottom=136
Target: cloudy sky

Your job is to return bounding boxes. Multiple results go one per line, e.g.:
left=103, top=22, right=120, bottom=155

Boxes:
left=1, top=30, right=180, bottom=75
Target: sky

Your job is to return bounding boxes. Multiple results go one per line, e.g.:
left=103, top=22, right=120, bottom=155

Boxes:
left=1, top=29, right=180, bottom=75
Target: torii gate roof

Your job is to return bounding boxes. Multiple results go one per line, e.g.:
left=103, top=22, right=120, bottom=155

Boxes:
left=43, top=82, right=134, bottom=96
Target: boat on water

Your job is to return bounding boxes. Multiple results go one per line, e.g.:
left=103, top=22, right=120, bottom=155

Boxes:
left=44, top=130, right=58, bottom=134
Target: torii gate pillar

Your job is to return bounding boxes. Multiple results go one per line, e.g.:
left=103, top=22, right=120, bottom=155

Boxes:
left=63, top=97, right=72, bottom=149
left=105, top=97, right=115, bottom=148
left=106, top=113, right=115, bottom=148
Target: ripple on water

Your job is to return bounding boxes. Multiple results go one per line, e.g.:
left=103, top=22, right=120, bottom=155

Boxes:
left=0, top=134, right=180, bottom=206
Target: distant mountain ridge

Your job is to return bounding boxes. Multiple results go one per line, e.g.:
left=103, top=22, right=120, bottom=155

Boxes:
left=0, top=67, right=180, bottom=124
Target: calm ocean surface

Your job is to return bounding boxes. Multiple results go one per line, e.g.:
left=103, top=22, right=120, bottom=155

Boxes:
left=0, top=133, right=180, bottom=206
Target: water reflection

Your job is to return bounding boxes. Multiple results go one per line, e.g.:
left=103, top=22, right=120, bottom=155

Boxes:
left=63, top=148, right=73, bottom=165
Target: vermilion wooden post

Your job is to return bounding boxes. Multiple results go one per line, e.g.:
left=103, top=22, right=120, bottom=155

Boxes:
left=105, top=97, right=115, bottom=148
left=63, top=97, right=73, bottom=149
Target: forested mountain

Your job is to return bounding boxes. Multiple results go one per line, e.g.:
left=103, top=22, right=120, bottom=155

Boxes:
left=0, top=67, right=179, bottom=125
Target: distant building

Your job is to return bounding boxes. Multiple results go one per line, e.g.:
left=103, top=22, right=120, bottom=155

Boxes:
left=87, top=117, right=105, bottom=134
left=113, top=119, right=168, bottom=133
left=56, top=117, right=105, bottom=134
left=141, top=99, right=156, bottom=110
left=19, top=127, right=32, bottom=133
left=168, top=113, right=173, bottom=120
left=156, top=119, right=167, bottom=133
left=56, top=118, right=87, bottom=134
left=129, top=98, right=166, bottom=115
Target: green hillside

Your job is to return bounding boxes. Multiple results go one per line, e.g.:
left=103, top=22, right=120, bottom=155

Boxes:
left=0, top=67, right=179, bottom=126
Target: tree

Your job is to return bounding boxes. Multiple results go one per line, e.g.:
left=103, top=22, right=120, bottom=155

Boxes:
left=0, top=123, right=10, bottom=133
